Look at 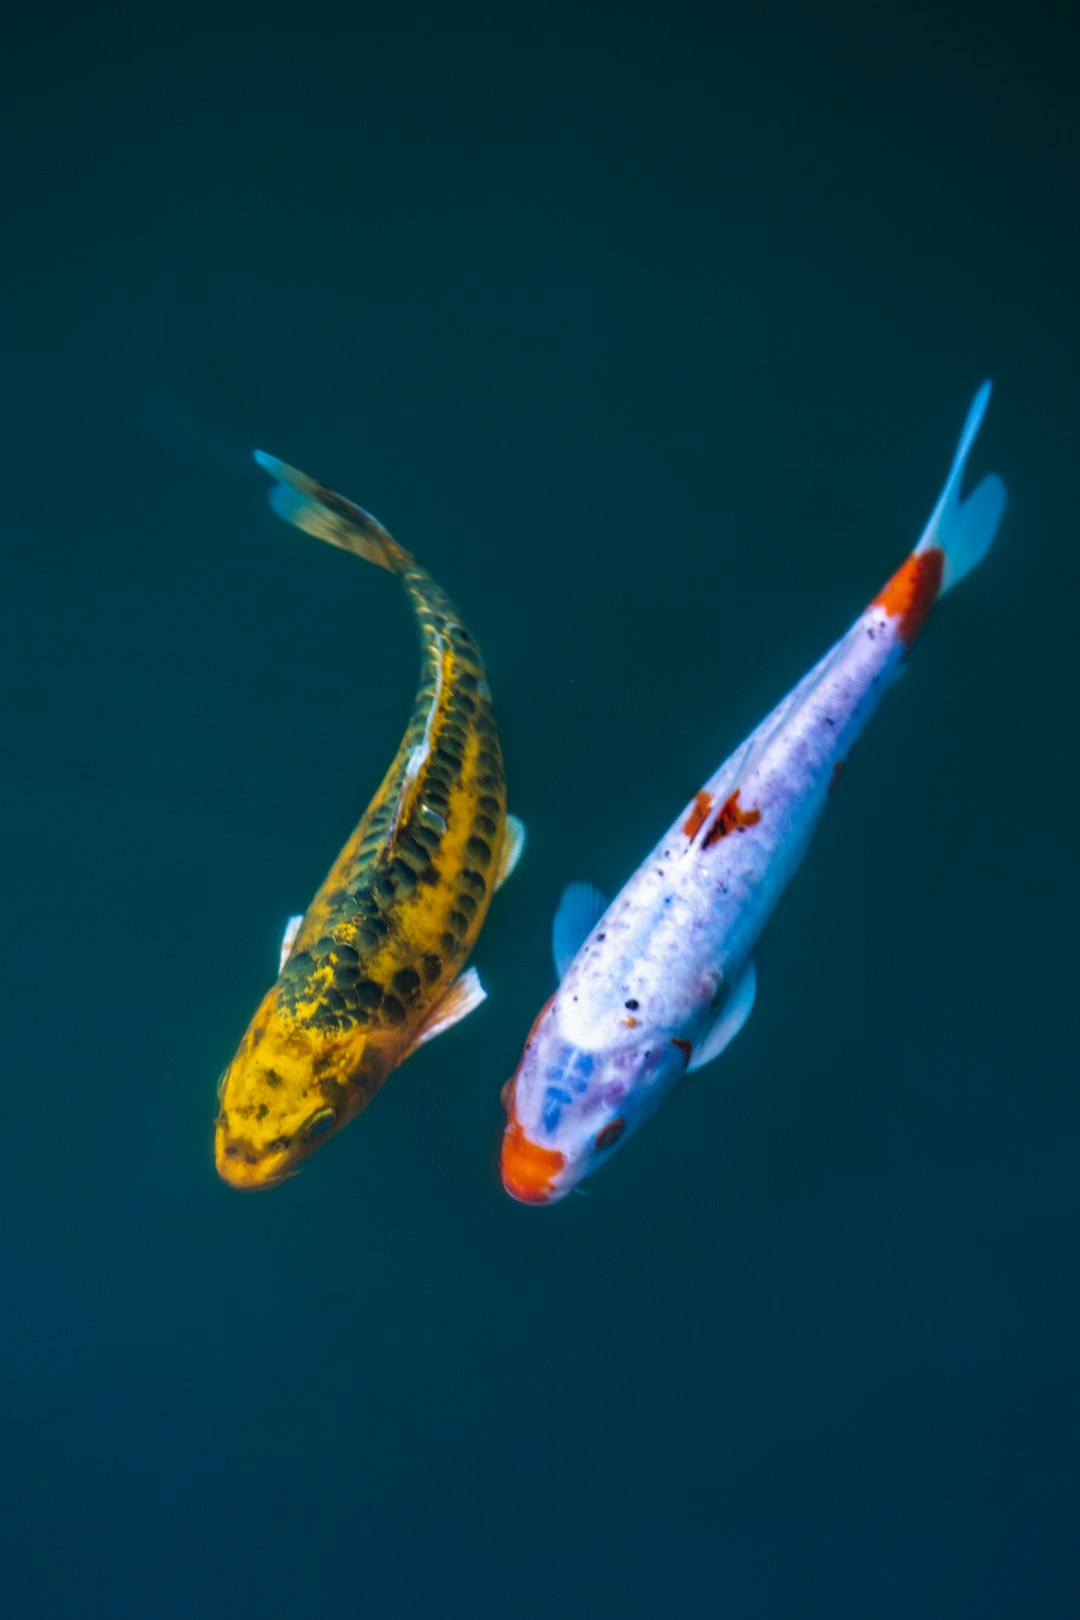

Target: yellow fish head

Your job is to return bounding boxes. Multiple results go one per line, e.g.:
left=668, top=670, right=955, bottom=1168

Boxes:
left=214, top=991, right=391, bottom=1190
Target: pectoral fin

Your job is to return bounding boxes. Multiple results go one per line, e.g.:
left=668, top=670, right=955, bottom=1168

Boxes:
left=279, top=915, right=304, bottom=973
left=495, top=814, right=527, bottom=890
left=686, top=959, right=757, bottom=1072
left=401, top=967, right=487, bottom=1058
left=552, top=881, right=609, bottom=980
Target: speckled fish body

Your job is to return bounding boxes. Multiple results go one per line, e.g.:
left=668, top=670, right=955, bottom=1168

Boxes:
left=216, top=457, right=522, bottom=1190
left=501, top=385, right=1006, bottom=1204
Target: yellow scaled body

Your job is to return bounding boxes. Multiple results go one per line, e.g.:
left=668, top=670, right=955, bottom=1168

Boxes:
left=215, top=455, right=522, bottom=1189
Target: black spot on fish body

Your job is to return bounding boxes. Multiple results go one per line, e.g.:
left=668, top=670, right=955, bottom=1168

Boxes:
left=421, top=953, right=442, bottom=984
left=454, top=892, right=478, bottom=923
left=381, top=995, right=406, bottom=1027
left=398, top=835, right=432, bottom=867
left=447, top=910, right=469, bottom=936
left=354, top=979, right=384, bottom=1013
left=392, top=967, right=421, bottom=998
left=478, top=794, right=500, bottom=816
left=389, top=858, right=418, bottom=892
left=473, top=814, right=497, bottom=840
left=459, top=868, right=487, bottom=897
left=465, top=837, right=492, bottom=867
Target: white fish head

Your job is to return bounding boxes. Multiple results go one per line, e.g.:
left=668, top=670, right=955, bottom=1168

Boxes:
left=500, top=992, right=685, bottom=1204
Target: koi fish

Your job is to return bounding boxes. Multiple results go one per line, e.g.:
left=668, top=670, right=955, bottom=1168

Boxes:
left=216, top=456, right=524, bottom=1189
left=501, top=384, right=1005, bottom=1204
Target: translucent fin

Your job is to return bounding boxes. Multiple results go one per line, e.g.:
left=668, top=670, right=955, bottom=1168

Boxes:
left=495, top=814, right=527, bottom=891
left=552, top=881, right=608, bottom=980
left=279, top=914, right=304, bottom=974
left=401, top=967, right=486, bottom=1057
left=686, top=958, right=757, bottom=1072
left=913, top=383, right=1007, bottom=594
left=253, top=451, right=411, bottom=574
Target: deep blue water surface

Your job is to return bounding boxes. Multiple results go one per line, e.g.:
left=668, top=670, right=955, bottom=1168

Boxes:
left=4, top=5, right=1079, bottom=1616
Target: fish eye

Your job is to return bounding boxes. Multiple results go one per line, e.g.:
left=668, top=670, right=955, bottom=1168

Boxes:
left=594, top=1117, right=626, bottom=1152
left=301, top=1106, right=337, bottom=1141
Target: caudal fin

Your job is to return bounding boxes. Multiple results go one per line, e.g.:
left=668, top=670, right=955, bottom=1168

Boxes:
left=913, top=382, right=1007, bottom=595
left=253, top=451, right=411, bottom=574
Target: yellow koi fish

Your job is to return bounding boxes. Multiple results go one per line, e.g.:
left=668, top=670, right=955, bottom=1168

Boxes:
left=215, top=455, right=524, bottom=1189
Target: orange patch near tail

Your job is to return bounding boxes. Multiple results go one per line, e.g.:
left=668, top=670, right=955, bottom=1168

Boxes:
left=682, top=790, right=714, bottom=840
left=501, top=1103, right=566, bottom=1204
left=702, top=790, right=762, bottom=849
left=872, top=547, right=944, bottom=648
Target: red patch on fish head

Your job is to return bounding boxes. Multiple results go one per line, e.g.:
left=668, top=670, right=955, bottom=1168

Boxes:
left=501, top=1101, right=566, bottom=1204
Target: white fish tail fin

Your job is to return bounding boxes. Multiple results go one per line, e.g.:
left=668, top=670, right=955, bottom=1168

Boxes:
left=253, top=451, right=412, bottom=574
left=913, top=381, right=1007, bottom=595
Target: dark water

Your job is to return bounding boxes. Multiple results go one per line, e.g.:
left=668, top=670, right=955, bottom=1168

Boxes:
left=5, top=5, right=1078, bottom=1616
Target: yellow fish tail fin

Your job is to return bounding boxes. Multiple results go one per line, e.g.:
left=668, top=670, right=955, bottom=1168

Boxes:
left=253, top=451, right=412, bottom=574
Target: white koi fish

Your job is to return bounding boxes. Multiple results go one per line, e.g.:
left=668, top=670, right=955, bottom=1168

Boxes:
left=500, top=384, right=1006, bottom=1204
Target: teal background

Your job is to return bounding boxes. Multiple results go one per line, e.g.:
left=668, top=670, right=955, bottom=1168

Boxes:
left=4, top=3, right=1078, bottom=1616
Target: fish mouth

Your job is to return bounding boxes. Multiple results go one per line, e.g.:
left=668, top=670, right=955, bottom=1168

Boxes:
left=500, top=1111, right=567, bottom=1206
left=214, top=1131, right=293, bottom=1191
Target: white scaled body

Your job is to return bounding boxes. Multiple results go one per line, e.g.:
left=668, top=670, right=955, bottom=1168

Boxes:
left=501, top=385, right=1006, bottom=1204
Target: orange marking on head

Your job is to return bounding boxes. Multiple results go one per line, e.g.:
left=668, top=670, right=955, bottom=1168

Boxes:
left=872, top=547, right=944, bottom=648
left=682, top=790, right=714, bottom=840
left=702, top=789, right=762, bottom=849
left=621, top=1014, right=638, bottom=1029
left=501, top=1102, right=566, bottom=1204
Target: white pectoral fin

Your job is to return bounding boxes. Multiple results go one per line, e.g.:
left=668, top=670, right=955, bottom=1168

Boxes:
left=401, top=967, right=487, bottom=1058
left=552, top=881, right=608, bottom=980
left=687, top=958, right=757, bottom=1073
left=279, top=915, right=304, bottom=973
left=494, top=814, right=527, bottom=891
